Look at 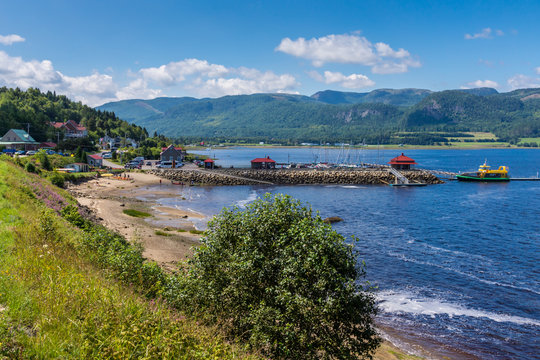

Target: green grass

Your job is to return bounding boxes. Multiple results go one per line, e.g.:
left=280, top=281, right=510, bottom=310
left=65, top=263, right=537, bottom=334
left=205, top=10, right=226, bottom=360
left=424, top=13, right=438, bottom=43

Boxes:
left=122, top=209, right=151, bottom=218
left=189, top=229, right=204, bottom=235
left=0, top=159, right=258, bottom=359
left=154, top=230, right=171, bottom=236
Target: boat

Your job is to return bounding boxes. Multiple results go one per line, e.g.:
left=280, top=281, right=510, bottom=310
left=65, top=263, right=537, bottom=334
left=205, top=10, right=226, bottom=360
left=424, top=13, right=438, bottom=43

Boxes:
left=456, top=161, right=510, bottom=182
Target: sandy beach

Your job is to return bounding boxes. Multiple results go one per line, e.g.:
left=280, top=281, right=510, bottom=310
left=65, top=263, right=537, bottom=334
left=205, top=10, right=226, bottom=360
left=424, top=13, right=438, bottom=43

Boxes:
left=69, top=171, right=204, bottom=271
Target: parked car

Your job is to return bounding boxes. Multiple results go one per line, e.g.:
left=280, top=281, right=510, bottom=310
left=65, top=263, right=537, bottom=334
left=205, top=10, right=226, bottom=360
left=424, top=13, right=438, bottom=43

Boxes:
left=15, top=150, right=26, bottom=155
left=157, top=161, right=173, bottom=168
left=145, top=161, right=152, bottom=166
left=26, top=150, right=36, bottom=155
left=102, top=152, right=112, bottom=159
left=45, top=149, right=56, bottom=155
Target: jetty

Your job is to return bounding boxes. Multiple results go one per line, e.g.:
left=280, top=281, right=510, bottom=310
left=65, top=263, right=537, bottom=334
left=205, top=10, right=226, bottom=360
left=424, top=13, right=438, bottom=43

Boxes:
left=151, top=168, right=442, bottom=186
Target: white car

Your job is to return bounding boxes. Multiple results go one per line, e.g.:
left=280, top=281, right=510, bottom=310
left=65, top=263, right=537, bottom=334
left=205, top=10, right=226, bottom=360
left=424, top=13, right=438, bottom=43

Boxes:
left=102, top=152, right=112, bottom=159
left=157, top=161, right=173, bottom=168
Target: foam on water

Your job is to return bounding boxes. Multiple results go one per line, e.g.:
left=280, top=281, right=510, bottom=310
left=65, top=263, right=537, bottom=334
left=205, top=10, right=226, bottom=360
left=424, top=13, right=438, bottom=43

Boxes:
left=378, top=290, right=540, bottom=326
left=235, top=191, right=258, bottom=208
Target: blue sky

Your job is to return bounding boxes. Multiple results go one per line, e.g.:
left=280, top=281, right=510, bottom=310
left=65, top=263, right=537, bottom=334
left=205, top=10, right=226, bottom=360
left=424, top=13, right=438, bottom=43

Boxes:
left=0, top=0, right=539, bottom=106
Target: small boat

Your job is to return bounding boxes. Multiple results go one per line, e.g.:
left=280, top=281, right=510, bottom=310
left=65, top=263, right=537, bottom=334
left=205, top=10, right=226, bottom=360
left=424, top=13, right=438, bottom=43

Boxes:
left=457, top=161, right=509, bottom=182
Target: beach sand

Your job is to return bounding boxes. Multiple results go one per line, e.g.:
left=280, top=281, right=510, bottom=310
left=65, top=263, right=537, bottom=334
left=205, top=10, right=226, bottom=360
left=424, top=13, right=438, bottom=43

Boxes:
left=70, top=171, right=203, bottom=271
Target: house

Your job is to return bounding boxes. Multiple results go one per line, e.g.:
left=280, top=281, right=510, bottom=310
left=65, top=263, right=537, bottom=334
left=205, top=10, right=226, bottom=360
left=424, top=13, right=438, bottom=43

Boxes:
left=65, top=163, right=89, bottom=173
left=50, top=120, right=88, bottom=138
left=39, top=142, right=57, bottom=149
left=251, top=156, right=276, bottom=169
left=87, top=154, right=103, bottom=168
left=388, top=153, right=417, bottom=170
left=204, top=158, right=215, bottom=169
left=0, top=129, right=40, bottom=150
left=160, top=145, right=185, bottom=163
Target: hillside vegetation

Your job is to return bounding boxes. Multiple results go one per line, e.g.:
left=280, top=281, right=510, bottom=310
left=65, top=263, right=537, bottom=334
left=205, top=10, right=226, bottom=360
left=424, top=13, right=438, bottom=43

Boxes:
left=0, top=87, right=148, bottom=144
left=97, top=88, right=540, bottom=145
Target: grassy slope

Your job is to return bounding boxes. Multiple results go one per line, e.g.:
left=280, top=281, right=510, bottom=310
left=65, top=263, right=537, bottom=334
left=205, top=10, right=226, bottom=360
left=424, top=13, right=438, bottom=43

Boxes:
left=0, top=157, right=421, bottom=359
left=0, top=159, right=257, bottom=359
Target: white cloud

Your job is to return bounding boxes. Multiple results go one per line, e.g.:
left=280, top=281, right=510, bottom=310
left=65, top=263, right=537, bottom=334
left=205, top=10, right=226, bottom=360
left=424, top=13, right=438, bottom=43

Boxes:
left=465, top=80, right=499, bottom=88
left=276, top=33, right=420, bottom=74
left=139, top=60, right=298, bottom=97
left=0, top=50, right=298, bottom=106
left=0, top=50, right=160, bottom=106
left=311, top=70, right=374, bottom=89
left=507, top=74, right=540, bottom=90
left=535, top=67, right=540, bottom=75
left=0, top=34, right=25, bottom=45
left=465, top=28, right=504, bottom=40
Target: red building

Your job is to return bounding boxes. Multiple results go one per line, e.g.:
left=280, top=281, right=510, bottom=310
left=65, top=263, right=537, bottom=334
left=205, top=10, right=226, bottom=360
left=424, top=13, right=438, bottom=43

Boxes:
left=251, top=156, right=276, bottom=169
left=388, top=153, right=417, bottom=170
left=204, top=158, right=215, bottom=169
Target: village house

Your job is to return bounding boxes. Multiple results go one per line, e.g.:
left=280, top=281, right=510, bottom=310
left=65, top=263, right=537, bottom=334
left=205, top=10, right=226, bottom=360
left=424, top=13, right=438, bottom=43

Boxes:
left=87, top=154, right=103, bottom=168
left=65, top=163, right=89, bottom=173
left=0, top=129, right=40, bottom=150
left=50, top=120, right=88, bottom=138
left=251, top=156, right=276, bottom=169
left=160, top=145, right=185, bottom=163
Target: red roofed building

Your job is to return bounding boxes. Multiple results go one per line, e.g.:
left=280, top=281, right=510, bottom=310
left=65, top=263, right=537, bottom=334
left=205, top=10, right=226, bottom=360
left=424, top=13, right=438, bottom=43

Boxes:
left=388, top=153, right=417, bottom=170
left=87, top=154, right=103, bottom=168
left=204, top=158, right=215, bottom=169
left=50, top=120, right=88, bottom=138
left=251, top=156, right=276, bottom=169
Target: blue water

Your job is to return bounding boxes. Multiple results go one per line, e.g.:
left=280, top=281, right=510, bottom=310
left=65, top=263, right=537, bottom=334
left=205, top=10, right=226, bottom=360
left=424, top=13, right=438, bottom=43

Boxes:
left=147, top=148, right=540, bottom=359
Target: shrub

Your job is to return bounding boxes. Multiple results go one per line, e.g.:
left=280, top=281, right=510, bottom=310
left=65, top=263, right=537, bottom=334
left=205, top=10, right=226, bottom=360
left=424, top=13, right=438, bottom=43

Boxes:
left=48, top=172, right=65, bottom=188
left=25, top=162, right=37, bottom=173
left=177, top=194, right=380, bottom=359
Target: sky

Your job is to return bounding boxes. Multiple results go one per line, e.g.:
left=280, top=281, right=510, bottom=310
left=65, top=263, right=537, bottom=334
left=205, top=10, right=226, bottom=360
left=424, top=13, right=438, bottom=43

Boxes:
left=0, top=0, right=539, bottom=107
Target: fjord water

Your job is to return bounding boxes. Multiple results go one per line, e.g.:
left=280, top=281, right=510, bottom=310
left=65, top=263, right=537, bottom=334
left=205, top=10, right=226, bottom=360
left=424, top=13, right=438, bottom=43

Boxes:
left=157, top=148, right=540, bottom=359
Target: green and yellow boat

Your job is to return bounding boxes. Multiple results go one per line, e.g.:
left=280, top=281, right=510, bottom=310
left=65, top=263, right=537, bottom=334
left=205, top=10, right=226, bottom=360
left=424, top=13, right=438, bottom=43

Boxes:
left=457, top=161, right=510, bottom=182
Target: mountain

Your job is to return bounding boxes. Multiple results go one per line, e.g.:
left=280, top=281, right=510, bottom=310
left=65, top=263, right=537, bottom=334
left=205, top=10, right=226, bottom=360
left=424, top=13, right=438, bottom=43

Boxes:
left=311, top=88, right=433, bottom=106
left=96, top=88, right=540, bottom=143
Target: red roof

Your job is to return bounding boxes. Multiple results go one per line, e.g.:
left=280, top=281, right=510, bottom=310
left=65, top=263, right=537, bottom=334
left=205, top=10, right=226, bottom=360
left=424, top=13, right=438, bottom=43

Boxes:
left=50, top=122, right=64, bottom=129
left=204, top=158, right=214, bottom=163
left=388, top=153, right=417, bottom=165
left=251, top=156, right=276, bottom=163
left=40, top=142, right=57, bottom=148
left=88, top=154, right=102, bottom=160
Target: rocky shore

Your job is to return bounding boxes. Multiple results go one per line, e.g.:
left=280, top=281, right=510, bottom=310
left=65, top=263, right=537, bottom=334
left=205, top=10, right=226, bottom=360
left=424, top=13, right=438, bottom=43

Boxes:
left=151, top=168, right=443, bottom=185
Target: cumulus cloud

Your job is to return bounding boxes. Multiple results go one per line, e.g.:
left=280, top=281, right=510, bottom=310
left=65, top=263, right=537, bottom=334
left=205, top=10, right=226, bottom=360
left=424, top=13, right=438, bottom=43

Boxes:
left=310, top=70, right=374, bottom=89
left=0, top=50, right=298, bottom=106
left=0, top=34, right=25, bottom=45
left=507, top=74, right=540, bottom=90
left=275, top=33, right=420, bottom=74
left=139, top=60, right=298, bottom=97
left=0, top=50, right=160, bottom=106
left=465, top=28, right=504, bottom=40
left=465, top=80, right=499, bottom=88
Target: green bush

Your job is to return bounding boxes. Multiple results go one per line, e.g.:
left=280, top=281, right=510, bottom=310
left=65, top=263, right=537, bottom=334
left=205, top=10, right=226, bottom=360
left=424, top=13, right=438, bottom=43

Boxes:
left=48, top=172, right=65, bottom=188
left=25, top=162, right=37, bottom=173
left=175, top=194, right=380, bottom=359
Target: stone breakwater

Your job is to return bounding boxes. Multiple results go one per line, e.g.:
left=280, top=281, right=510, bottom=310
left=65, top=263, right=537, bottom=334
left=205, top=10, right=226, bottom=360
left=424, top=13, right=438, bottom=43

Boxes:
left=151, top=168, right=443, bottom=186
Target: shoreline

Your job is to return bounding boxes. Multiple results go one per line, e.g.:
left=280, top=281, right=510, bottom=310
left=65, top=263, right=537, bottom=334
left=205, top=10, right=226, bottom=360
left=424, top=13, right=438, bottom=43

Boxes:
left=69, top=171, right=443, bottom=359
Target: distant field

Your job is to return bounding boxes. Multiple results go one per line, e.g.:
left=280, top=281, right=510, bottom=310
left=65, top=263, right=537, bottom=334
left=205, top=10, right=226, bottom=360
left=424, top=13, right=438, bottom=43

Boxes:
left=518, top=137, right=540, bottom=145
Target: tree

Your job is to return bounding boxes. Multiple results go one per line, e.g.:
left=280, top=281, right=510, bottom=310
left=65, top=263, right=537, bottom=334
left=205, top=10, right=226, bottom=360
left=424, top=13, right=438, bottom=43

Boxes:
left=176, top=194, right=380, bottom=359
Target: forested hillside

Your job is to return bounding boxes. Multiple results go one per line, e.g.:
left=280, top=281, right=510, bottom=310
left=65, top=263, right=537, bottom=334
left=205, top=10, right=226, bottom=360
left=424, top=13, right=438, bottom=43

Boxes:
left=0, top=87, right=148, bottom=143
left=97, top=88, right=540, bottom=144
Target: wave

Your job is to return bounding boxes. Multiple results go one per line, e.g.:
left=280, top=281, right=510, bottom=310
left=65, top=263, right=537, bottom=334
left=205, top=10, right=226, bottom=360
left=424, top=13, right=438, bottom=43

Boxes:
left=235, top=191, right=258, bottom=208
left=378, top=290, right=540, bottom=327
left=387, top=251, right=540, bottom=296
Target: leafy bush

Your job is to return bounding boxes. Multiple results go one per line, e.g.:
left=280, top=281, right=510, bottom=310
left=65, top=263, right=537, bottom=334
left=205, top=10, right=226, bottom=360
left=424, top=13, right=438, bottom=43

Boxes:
left=176, top=194, right=380, bottom=359
left=25, top=162, right=37, bottom=173
left=48, top=172, right=65, bottom=188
